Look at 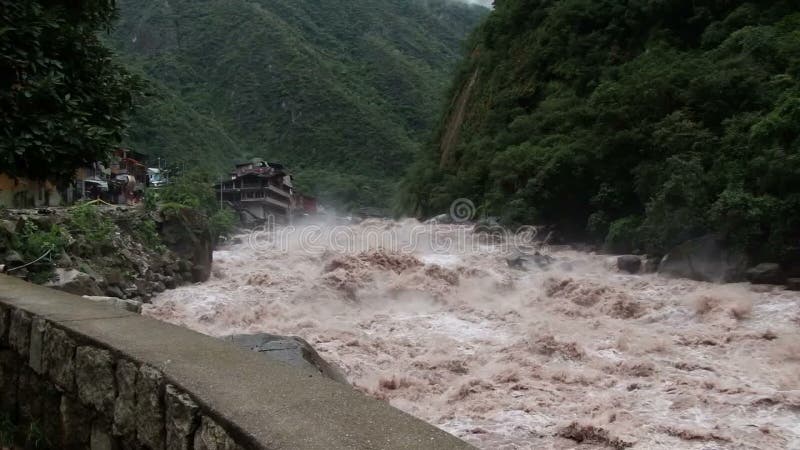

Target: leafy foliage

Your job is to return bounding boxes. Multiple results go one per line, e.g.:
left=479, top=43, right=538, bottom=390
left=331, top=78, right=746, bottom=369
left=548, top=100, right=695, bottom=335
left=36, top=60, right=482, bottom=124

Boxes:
left=15, top=221, right=67, bottom=263
left=134, top=216, right=165, bottom=252
left=107, top=0, right=488, bottom=208
left=0, top=0, right=141, bottom=182
left=0, top=412, right=14, bottom=448
left=404, top=0, right=800, bottom=262
left=152, top=170, right=236, bottom=238
left=68, top=202, right=115, bottom=245
left=10, top=220, right=67, bottom=283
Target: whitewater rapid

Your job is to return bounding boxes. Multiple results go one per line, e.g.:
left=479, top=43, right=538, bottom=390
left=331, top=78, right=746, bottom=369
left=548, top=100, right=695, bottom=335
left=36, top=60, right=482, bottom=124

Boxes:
left=144, top=220, right=800, bottom=449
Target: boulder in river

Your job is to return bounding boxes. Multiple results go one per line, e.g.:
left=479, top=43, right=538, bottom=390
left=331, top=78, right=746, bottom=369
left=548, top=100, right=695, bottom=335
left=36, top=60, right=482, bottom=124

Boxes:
left=786, top=278, right=800, bottom=291
left=658, top=234, right=748, bottom=282
left=643, top=256, right=660, bottom=273
left=617, top=255, right=642, bottom=274
left=225, top=333, right=349, bottom=385
left=746, top=263, right=785, bottom=285
left=506, top=251, right=553, bottom=271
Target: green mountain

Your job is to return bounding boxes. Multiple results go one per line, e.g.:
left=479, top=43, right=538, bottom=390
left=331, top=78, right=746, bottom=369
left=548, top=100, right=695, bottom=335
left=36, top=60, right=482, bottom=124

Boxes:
left=403, top=0, right=800, bottom=262
left=109, top=0, right=488, bottom=208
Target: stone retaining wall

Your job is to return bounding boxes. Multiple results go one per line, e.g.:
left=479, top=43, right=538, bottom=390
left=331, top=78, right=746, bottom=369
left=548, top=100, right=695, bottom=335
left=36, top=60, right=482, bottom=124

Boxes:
left=1, top=299, right=259, bottom=449
left=0, top=275, right=471, bottom=450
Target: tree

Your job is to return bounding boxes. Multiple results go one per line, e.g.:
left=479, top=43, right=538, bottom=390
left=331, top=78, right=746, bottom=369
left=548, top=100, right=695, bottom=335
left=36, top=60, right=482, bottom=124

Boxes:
left=0, top=0, right=140, bottom=182
left=404, top=0, right=800, bottom=262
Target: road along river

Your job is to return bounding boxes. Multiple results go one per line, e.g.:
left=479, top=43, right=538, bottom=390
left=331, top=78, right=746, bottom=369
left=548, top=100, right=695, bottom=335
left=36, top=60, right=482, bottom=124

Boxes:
left=144, top=220, right=800, bottom=449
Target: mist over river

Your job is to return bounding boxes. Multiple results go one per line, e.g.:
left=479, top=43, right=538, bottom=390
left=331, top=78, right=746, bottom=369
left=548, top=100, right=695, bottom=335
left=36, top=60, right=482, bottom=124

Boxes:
left=144, top=220, right=800, bottom=449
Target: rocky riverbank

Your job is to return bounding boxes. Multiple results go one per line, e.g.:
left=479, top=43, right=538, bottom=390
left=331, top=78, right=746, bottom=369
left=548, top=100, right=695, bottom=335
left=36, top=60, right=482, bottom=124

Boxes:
left=610, top=234, right=800, bottom=291
left=0, top=204, right=213, bottom=307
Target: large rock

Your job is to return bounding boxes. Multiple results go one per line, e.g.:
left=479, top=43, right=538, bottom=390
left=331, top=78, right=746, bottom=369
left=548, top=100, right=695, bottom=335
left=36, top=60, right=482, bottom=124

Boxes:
left=43, top=325, right=76, bottom=392
left=226, top=333, right=348, bottom=384
left=505, top=251, right=553, bottom=271
left=643, top=256, right=660, bottom=273
left=746, top=263, right=785, bottom=285
left=113, top=360, right=138, bottom=437
left=46, top=269, right=103, bottom=296
left=75, top=346, right=116, bottom=414
left=194, top=417, right=241, bottom=450
left=617, top=255, right=642, bottom=274
left=658, top=234, right=748, bottom=282
left=136, top=365, right=165, bottom=450
left=60, top=395, right=92, bottom=448
left=165, top=384, right=199, bottom=450
left=159, top=208, right=213, bottom=282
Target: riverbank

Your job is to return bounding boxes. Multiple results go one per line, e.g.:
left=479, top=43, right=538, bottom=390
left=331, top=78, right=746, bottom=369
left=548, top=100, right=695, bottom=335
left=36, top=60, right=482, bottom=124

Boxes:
left=0, top=204, right=213, bottom=306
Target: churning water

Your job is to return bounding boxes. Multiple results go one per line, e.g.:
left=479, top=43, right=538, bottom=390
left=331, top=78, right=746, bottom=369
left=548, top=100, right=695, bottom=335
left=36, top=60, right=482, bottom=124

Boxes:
left=144, top=220, right=800, bottom=449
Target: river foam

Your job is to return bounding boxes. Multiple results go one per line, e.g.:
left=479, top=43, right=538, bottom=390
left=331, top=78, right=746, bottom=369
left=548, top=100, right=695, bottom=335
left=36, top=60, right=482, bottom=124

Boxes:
left=145, top=220, right=800, bottom=449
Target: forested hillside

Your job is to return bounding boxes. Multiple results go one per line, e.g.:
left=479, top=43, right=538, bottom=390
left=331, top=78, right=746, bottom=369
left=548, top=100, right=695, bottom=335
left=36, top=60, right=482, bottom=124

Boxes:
left=403, top=0, right=800, bottom=262
left=109, top=0, right=487, bottom=208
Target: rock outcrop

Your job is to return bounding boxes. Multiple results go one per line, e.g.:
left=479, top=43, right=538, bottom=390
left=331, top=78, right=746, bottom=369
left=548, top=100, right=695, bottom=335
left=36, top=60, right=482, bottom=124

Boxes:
left=745, top=263, right=785, bottom=285
left=225, top=333, right=349, bottom=385
left=46, top=269, right=103, bottom=297
left=0, top=205, right=211, bottom=302
left=617, top=255, right=642, bottom=274
left=158, top=207, right=213, bottom=283
left=658, top=235, right=748, bottom=282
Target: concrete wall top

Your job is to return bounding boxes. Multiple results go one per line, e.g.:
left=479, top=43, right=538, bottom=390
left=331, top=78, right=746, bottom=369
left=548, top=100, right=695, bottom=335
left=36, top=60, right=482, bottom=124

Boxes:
left=0, top=274, right=472, bottom=449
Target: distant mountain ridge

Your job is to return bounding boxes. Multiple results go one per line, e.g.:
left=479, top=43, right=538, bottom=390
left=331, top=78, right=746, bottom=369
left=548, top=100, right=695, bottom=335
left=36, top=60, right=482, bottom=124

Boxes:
left=110, top=0, right=488, bottom=208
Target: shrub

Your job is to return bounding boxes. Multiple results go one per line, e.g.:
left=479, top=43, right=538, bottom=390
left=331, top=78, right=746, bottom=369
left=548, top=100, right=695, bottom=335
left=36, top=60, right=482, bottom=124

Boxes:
left=210, top=208, right=237, bottom=239
left=15, top=220, right=67, bottom=261
left=604, top=216, right=642, bottom=254
left=150, top=169, right=237, bottom=241
left=136, top=218, right=166, bottom=252
left=68, top=202, right=115, bottom=245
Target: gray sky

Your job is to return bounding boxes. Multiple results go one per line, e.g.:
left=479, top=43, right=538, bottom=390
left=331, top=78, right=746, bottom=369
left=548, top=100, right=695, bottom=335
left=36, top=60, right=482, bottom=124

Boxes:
left=461, top=0, right=492, bottom=6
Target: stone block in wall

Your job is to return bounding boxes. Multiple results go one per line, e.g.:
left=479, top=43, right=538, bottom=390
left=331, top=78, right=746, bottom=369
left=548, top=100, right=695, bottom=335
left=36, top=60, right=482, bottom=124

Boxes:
left=60, top=395, right=92, bottom=449
left=165, top=384, right=200, bottom=450
left=29, top=317, right=47, bottom=374
left=16, top=366, right=61, bottom=446
left=0, top=350, right=19, bottom=418
left=113, top=359, right=138, bottom=437
left=43, top=325, right=76, bottom=392
left=91, top=421, right=117, bottom=450
left=136, top=365, right=165, bottom=450
left=75, top=346, right=116, bottom=414
left=0, top=305, right=9, bottom=346
left=9, top=309, right=31, bottom=357
left=17, top=366, right=44, bottom=424
left=193, top=417, right=242, bottom=450
left=40, top=382, right=63, bottom=446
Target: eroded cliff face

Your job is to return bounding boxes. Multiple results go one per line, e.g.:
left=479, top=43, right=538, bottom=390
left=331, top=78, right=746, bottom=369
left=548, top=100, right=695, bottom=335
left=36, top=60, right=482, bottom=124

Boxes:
left=439, top=68, right=480, bottom=168
left=0, top=205, right=213, bottom=303
left=158, top=207, right=213, bottom=283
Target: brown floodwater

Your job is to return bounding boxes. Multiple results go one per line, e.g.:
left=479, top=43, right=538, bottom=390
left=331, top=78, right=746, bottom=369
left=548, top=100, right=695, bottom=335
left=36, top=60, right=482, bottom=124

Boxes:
left=144, top=220, right=800, bottom=449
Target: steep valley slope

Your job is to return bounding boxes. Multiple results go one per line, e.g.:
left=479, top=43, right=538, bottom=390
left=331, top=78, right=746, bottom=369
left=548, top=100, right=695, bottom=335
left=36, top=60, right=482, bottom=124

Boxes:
left=109, top=0, right=488, bottom=208
left=402, top=0, right=800, bottom=265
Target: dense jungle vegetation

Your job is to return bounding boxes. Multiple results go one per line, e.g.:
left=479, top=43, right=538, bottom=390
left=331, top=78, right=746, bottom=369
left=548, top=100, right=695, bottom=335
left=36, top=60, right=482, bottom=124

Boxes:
left=402, top=0, right=800, bottom=262
left=108, top=0, right=488, bottom=209
left=0, top=0, right=140, bottom=182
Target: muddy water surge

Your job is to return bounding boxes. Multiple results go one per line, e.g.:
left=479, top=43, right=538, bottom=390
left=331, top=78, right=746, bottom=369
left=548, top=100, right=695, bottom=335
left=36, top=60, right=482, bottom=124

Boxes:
left=144, top=220, right=800, bottom=449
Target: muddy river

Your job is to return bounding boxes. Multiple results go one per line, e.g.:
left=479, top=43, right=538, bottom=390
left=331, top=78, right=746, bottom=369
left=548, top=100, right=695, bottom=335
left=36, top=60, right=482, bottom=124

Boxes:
left=144, top=220, right=800, bottom=449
